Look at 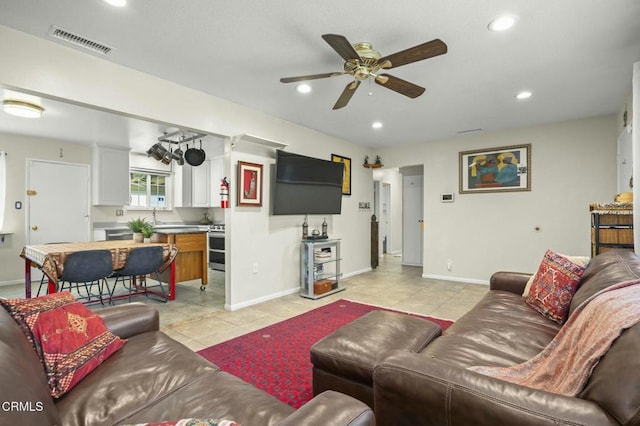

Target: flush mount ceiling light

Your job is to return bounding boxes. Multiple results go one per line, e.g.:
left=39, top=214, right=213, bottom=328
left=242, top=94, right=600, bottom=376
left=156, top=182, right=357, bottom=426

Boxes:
left=516, top=90, right=533, bottom=100
left=2, top=100, right=44, bottom=118
left=488, top=15, right=517, bottom=32
left=296, top=84, right=312, bottom=94
left=371, top=121, right=383, bottom=129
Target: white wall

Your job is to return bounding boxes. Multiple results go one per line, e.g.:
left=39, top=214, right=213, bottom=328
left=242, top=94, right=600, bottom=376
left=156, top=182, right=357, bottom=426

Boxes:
left=0, top=26, right=373, bottom=307
left=380, top=115, right=618, bottom=283
left=226, top=133, right=372, bottom=310
left=632, top=62, right=639, bottom=254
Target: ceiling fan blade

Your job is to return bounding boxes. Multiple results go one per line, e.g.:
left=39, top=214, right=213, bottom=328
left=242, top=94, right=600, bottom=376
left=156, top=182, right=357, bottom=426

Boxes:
left=322, top=34, right=362, bottom=62
left=280, top=72, right=344, bottom=83
left=378, top=39, right=447, bottom=69
left=375, top=73, right=425, bottom=98
left=333, top=80, right=361, bottom=110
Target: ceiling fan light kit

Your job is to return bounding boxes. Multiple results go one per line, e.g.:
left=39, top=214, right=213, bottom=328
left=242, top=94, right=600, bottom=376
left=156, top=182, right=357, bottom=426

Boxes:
left=2, top=100, right=44, bottom=118
left=280, top=33, right=447, bottom=109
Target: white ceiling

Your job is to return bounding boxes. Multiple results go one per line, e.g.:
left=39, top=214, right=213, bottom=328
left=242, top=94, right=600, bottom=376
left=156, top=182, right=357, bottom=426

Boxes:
left=0, top=0, right=639, bottom=150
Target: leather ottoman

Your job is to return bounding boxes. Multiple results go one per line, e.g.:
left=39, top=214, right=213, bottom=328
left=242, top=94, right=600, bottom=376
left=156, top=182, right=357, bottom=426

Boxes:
left=310, top=310, right=442, bottom=408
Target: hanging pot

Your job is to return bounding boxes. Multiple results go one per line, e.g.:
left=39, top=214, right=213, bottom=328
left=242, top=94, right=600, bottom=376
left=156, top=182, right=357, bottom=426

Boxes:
left=173, top=144, right=185, bottom=166
left=185, top=140, right=206, bottom=166
left=147, top=143, right=168, bottom=161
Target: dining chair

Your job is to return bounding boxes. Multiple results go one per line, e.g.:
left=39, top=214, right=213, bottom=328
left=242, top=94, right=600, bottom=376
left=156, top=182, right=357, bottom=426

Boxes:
left=57, top=249, right=114, bottom=305
left=147, top=245, right=179, bottom=302
left=110, top=246, right=166, bottom=303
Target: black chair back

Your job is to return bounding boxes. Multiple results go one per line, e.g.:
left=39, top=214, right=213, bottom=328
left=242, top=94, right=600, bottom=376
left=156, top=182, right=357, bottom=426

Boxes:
left=60, top=250, right=114, bottom=283
left=117, top=246, right=164, bottom=277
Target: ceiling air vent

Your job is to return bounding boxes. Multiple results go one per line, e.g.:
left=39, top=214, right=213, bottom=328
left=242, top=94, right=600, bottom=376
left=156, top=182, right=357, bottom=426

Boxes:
left=47, top=25, right=113, bottom=55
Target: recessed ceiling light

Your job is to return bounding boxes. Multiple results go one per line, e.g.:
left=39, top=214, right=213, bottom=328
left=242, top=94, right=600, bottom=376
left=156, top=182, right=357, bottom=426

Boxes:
left=2, top=100, right=44, bottom=118
left=516, top=91, right=532, bottom=100
left=372, top=121, right=383, bottom=129
left=488, top=15, right=517, bottom=32
left=104, top=0, right=127, bottom=6
left=296, top=84, right=312, bottom=94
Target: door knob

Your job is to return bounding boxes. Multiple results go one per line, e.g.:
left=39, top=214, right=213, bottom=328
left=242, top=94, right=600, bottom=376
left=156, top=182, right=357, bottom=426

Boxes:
left=31, top=225, right=38, bottom=231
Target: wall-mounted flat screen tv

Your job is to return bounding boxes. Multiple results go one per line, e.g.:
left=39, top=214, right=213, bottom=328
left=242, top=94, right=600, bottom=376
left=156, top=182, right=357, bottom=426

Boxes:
left=272, top=151, right=344, bottom=215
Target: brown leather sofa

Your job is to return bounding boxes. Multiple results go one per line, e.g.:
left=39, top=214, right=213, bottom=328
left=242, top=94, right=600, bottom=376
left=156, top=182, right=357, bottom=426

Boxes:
left=0, top=301, right=374, bottom=426
left=373, top=249, right=640, bottom=425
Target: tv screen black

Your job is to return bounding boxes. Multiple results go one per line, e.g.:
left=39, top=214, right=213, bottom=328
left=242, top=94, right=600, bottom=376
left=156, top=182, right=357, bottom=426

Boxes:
left=272, top=151, right=344, bottom=215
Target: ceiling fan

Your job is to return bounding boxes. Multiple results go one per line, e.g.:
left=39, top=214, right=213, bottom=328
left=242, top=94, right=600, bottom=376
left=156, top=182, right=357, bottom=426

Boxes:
left=280, top=34, right=447, bottom=110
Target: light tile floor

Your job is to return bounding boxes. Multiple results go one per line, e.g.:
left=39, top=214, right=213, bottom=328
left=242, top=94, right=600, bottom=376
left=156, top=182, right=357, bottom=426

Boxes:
left=0, top=255, right=489, bottom=352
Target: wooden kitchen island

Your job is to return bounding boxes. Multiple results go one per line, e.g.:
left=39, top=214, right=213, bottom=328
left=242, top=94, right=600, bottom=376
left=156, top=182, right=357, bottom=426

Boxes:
left=154, top=228, right=208, bottom=290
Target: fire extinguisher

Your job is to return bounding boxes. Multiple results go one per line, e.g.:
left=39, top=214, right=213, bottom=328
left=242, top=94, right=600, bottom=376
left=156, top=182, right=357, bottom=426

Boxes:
left=220, top=177, right=229, bottom=208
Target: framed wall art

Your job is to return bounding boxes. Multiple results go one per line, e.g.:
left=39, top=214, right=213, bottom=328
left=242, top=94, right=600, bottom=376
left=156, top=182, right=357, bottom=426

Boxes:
left=459, top=144, right=531, bottom=194
left=237, top=161, right=263, bottom=206
left=331, top=153, right=351, bottom=195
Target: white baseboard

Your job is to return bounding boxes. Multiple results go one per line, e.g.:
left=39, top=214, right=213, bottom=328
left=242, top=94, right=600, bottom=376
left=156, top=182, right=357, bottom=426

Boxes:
left=224, top=287, right=300, bottom=311
left=0, top=279, right=27, bottom=287
left=224, top=267, right=372, bottom=311
left=422, top=274, right=489, bottom=286
left=343, top=267, right=371, bottom=279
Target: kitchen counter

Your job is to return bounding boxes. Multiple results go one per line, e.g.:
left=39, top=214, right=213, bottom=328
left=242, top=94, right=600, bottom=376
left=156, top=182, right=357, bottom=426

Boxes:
left=154, top=228, right=205, bottom=235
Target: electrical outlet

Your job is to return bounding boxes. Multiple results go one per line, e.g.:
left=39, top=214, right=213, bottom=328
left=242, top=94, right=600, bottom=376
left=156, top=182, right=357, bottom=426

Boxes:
left=447, top=259, right=453, bottom=271
left=116, top=209, right=124, bottom=216
left=252, top=263, right=258, bottom=273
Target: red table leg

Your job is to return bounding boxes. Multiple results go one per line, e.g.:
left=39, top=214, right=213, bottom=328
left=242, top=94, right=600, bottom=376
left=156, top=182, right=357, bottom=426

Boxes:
left=25, top=259, right=32, bottom=299
left=47, top=279, right=56, bottom=295
left=169, top=260, right=176, bottom=301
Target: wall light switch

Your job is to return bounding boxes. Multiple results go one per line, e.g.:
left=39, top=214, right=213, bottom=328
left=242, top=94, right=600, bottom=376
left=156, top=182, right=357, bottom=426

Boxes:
left=441, top=193, right=454, bottom=203
left=15, top=201, right=22, bottom=209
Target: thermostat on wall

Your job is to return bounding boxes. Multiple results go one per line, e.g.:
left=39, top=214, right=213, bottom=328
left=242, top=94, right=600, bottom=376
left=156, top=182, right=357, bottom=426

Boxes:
left=441, top=193, right=454, bottom=203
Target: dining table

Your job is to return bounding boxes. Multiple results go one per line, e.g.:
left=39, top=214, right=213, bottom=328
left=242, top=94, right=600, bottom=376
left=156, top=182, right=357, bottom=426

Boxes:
left=20, top=240, right=177, bottom=301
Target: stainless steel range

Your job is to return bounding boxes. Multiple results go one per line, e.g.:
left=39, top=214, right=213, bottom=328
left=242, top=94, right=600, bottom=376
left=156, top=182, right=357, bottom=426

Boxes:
left=208, top=224, right=225, bottom=271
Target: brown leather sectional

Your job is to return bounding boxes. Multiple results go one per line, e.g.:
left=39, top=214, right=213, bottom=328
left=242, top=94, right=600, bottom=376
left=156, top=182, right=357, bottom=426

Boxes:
left=0, top=302, right=374, bottom=425
left=312, top=249, right=640, bottom=425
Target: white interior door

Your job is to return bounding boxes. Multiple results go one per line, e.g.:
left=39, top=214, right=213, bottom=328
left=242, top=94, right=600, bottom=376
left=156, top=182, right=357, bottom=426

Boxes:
left=402, top=174, right=423, bottom=266
left=618, top=129, right=633, bottom=193
left=26, top=160, right=90, bottom=246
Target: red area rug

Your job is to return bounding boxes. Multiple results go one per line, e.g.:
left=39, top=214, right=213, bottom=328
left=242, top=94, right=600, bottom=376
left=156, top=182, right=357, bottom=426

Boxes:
left=197, top=298, right=453, bottom=408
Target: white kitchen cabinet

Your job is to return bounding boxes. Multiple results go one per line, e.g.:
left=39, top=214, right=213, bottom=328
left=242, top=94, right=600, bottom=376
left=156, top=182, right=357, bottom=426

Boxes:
left=179, top=161, right=211, bottom=207
left=92, top=145, right=130, bottom=206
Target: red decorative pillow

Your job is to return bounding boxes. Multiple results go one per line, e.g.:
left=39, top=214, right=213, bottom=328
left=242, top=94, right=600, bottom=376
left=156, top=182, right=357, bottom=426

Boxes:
left=525, top=250, right=586, bottom=323
left=0, top=292, right=126, bottom=398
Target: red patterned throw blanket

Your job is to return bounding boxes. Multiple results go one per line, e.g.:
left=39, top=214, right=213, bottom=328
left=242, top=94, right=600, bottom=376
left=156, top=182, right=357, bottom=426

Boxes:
left=470, top=279, right=640, bottom=396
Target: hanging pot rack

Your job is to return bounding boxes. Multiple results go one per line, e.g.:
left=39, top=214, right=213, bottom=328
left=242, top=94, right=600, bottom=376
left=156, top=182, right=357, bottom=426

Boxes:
left=157, top=130, right=207, bottom=145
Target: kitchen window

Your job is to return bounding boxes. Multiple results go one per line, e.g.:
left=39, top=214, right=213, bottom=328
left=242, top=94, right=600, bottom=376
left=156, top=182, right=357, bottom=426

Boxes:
left=130, top=168, right=171, bottom=209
